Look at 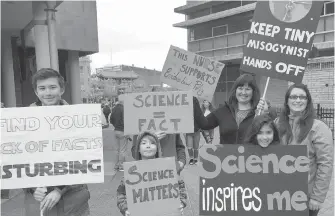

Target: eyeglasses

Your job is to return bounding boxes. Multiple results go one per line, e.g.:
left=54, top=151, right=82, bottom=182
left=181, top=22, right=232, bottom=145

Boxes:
left=289, top=95, right=308, bottom=100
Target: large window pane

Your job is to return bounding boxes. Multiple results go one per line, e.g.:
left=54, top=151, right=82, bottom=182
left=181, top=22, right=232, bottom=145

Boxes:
left=227, top=82, right=235, bottom=93
left=226, top=64, right=240, bottom=81
left=325, top=2, right=334, bottom=14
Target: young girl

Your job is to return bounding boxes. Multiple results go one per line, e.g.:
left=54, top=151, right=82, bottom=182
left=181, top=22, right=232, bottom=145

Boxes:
left=244, top=114, right=280, bottom=147
left=117, top=131, right=187, bottom=216
left=201, top=100, right=215, bottom=144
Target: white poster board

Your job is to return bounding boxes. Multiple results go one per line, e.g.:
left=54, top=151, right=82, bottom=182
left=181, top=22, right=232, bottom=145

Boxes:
left=161, top=45, right=225, bottom=101
left=0, top=104, right=104, bottom=189
left=124, top=157, right=181, bottom=216
left=124, top=91, right=194, bottom=135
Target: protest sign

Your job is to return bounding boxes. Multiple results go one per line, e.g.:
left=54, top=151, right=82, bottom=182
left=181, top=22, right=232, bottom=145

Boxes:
left=0, top=104, right=104, bottom=189
left=123, top=91, right=193, bottom=135
left=198, top=145, right=308, bottom=216
left=124, top=157, right=181, bottom=216
left=161, top=45, right=225, bottom=101
left=240, top=1, right=323, bottom=83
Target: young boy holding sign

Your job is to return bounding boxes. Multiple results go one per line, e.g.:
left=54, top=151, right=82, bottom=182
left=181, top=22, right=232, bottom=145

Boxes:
left=117, top=131, right=187, bottom=216
left=24, top=68, right=90, bottom=216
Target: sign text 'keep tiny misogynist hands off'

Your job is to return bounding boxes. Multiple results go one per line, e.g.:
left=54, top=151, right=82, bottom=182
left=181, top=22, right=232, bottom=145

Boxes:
left=124, top=157, right=181, bottom=216
left=198, top=145, right=309, bottom=216
left=241, top=1, right=323, bottom=83
left=0, top=104, right=104, bottom=189
left=161, top=46, right=225, bottom=101
left=123, top=91, right=194, bottom=135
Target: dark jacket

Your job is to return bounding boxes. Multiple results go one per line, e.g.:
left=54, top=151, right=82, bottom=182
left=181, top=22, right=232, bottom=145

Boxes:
left=194, top=99, right=255, bottom=144
left=193, top=97, right=203, bottom=133
left=110, top=103, right=124, bottom=131
left=131, top=134, right=186, bottom=175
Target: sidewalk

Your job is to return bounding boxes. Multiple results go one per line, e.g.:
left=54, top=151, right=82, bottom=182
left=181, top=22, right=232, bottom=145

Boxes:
left=1, top=127, right=334, bottom=216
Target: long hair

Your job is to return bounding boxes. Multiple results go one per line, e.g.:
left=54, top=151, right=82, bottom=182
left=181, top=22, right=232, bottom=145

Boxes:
left=228, top=73, right=260, bottom=111
left=201, top=100, right=215, bottom=113
left=277, top=83, right=315, bottom=143
left=244, top=114, right=280, bottom=145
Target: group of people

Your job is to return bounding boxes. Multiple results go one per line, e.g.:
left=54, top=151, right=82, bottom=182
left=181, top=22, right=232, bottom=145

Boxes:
left=113, top=73, right=333, bottom=216
left=3, top=67, right=333, bottom=216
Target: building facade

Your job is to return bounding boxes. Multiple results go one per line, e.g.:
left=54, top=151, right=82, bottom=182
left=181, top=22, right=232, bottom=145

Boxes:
left=1, top=1, right=99, bottom=107
left=174, top=0, right=334, bottom=108
left=95, top=64, right=162, bottom=100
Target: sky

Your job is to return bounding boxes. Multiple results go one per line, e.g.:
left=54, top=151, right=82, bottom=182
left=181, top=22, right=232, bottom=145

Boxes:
left=90, top=0, right=187, bottom=73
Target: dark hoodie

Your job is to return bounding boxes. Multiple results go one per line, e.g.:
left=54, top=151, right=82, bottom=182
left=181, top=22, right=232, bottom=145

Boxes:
left=194, top=99, right=256, bottom=144
left=116, top=131, right=187, bottom=216
left=131, top=133, right=186, bottom=174
left=110, top=102, right=124, bottom=131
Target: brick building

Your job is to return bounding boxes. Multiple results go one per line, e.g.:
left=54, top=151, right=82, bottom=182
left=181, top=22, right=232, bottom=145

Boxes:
left=173, top=1, right=334, bottom=108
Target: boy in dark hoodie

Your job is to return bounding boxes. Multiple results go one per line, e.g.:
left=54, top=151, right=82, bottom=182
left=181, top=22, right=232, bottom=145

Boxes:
left=24, top=68, right=90, bottom=216
left=117, top=131, right=187, bottom=216
left=110, top=97, right=129, bottom=171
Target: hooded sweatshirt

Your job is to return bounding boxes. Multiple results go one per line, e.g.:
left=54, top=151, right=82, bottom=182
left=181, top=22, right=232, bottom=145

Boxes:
left=117, top=131, right=187, bottom=216
left=131, top=133, right=186, bottom=174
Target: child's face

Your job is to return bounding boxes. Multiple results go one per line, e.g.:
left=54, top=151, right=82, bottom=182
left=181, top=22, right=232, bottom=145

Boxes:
left=139, top=136, right=157, bottom=159
left=34, top=77, right=64, bottom=106
left=256, top=124, right=274, bottom=148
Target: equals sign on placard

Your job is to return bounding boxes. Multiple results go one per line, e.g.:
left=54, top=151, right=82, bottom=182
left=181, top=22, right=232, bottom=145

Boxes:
left=153, top=112, right=165, bottom=118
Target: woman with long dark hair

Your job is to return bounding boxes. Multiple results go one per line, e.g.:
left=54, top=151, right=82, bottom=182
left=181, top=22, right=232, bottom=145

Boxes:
left=193, top=73, right=261, bottom=144
left=200, top=100, right=215, bottom=144
left=244, top=114, right=280, bottom=147
left=258, top=83, right=333, bottom=216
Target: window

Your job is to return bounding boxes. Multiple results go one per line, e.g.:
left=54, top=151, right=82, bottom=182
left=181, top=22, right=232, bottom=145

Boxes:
left=212, top=25, right=228, bottom=37
left=325, top=1, right=334, bottom=14
left=190, top=29, right=195, bottom=41
left=322, top=1, right=334, bottom=15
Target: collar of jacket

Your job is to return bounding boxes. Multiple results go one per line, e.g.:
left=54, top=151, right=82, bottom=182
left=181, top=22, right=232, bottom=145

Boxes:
left=224, top=101, right=255, bottom=119
left=31, top=99, right=69, bottom=106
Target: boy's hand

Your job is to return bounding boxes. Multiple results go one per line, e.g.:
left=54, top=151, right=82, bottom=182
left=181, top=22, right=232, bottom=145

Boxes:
left=125, top=210, right=131, bottom=216
left=40, top=189, right=61, bottom=212
left=33, top=187, right=47, bottom=202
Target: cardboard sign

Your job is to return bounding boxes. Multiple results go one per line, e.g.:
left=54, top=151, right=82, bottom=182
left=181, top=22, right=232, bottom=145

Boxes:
left=0, top=104, right=104, bottom=189
left=240, top=1, right=323, bottom=83
left=199, top=145, right=308, bottom=216
left=124, top=157, right=181, bottom=216
left=124, top=91, right=194, bottom=135
left=161, top=45, right=225, bottom=101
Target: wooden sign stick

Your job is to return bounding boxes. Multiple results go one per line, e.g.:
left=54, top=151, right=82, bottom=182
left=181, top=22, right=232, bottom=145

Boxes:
left=256, top=77, right=270, bottom=116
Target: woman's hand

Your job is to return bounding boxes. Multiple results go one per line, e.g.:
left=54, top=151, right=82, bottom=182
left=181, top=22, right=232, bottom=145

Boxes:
left=33, top=187, right=47, bottom=202
left=40, top=189, right=62, bottom=212
left=125, top=210, right=131, bottom=216
left=309, top=199, right=322, bottom=211
left=256, top=98, right=268, bottom=113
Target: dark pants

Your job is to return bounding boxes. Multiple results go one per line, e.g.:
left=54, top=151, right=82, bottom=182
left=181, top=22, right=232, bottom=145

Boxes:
left=309, top=210, right=319, bottom=216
